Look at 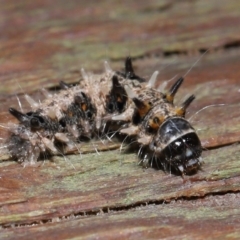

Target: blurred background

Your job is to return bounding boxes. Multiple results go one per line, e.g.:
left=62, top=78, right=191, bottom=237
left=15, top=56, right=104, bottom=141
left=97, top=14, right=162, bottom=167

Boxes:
left=1, top=0, right=240, bottom=97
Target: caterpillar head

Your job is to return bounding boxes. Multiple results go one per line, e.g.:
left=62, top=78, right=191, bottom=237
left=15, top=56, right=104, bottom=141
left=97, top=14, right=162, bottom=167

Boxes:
left=150, top=117, right=202, bottom=175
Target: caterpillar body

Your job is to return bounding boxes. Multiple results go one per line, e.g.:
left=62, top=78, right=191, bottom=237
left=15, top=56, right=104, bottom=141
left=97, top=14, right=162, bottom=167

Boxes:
left=5, top=57, right=202, bottom=175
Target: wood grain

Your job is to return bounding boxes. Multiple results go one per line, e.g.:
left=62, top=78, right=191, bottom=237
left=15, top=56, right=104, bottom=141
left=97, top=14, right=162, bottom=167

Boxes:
left=1, top=0, right=240, bottom=239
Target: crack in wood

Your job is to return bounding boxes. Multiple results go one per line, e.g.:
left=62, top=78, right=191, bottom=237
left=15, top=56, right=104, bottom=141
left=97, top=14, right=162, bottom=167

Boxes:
left=2, top=189, right=240, bottom=230
left=109, top=39, right=240, bottom=62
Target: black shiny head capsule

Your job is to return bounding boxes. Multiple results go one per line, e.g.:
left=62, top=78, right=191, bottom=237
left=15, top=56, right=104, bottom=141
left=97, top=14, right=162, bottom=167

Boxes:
left=151, top=117, right=202, bottom=175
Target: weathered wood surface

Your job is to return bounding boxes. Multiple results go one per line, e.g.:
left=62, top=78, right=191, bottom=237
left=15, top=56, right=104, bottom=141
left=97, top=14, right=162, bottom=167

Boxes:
left=1, top=0, right=240, bottom=239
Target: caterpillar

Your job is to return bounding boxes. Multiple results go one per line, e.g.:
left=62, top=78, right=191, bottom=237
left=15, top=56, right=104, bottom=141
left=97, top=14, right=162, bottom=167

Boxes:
left=4, top=57, right=202, bottom=175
